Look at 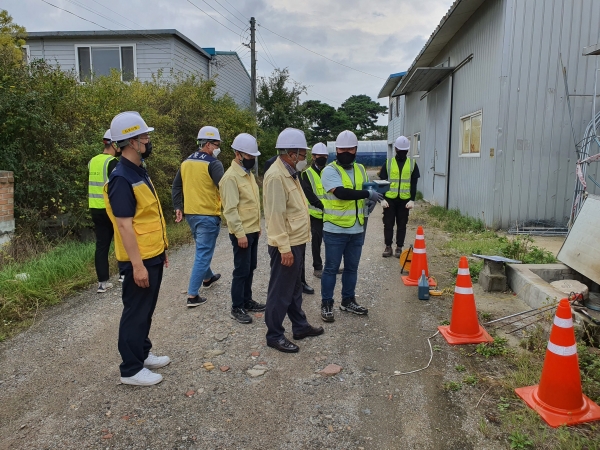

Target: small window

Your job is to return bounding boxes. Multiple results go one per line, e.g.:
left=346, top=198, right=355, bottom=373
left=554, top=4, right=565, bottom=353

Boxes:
left=412, top=133, right=420, bottom=158
left=395, top=97, right=400, bottom=117
left=389, top=98, right=393, bottom=120
left=76, top=45, right=136, bottom=82
left=21, top=45, right=30, bottom=64
left=460, top=110, right=482, bottom=156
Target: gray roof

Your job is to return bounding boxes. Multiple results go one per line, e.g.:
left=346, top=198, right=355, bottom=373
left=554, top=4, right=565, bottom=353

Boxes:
left=403, top=0, right=485, bottom=77
left=26, top=29, right=212, bottom=59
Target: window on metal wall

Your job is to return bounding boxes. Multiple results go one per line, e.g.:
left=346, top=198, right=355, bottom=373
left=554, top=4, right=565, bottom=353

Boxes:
left=395, top=97, right=400, bottom=117
left=412, top=133, right=420, bottom=157
left=389, top=98, right=393, bottom=120
left=76, top=45, right=136, bottom=82
left=460, top=111, right=482, bottom=156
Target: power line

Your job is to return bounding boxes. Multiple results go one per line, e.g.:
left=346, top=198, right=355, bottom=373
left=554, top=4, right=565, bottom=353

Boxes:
left=256, top=29, right=278, bottom=69
left=222, top=0, right=248, bottom=23
left=197, top=0, right=245, bottom=32
left=258, top=23, right=385, bottom=80
left=185, top=0, right=242, bottom=36
left=213, top=0, right=247, bottom=29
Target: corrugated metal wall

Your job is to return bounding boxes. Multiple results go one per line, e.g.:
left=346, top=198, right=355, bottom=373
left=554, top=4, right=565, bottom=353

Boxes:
left=403, top=92, right=428, bottom=199
left=172, top=38, right=208, bottom=80
left=212, top=53, right=252, bottom=109
left=428, top=0, right=505, bottom=224
left=495, top=0, right=600, bottom=228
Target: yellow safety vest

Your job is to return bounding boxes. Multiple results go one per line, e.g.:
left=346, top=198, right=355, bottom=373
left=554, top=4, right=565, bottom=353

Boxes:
left=385, top=157, right=414, bottom=200
left=305, top=167, right=325, bottom=220
left=322, top=161, right=366, bottom=228
left=181, top=155, right=221, bottom=216
left=88, top=154, right=117, bottom=208
left=103, top=176, right=168, bottom=262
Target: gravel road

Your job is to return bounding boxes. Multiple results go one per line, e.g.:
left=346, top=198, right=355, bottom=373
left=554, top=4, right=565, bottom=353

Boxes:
left=0, top=203, right=509, bottom=449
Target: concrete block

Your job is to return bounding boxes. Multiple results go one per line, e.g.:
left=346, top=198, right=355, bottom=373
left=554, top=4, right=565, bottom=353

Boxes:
left=479, top=260, right=507, bottom=291
left=506, top=264, right=571, bottom=309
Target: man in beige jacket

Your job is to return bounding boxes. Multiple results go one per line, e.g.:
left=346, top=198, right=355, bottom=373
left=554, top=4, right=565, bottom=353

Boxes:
left=219, top=133, right=266, bottom=325
left=263, top=128, right=324, bottom=353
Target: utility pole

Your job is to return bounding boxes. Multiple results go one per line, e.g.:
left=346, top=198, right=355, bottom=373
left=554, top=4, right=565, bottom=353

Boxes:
left=250, top=17, right=259, bottom=175
left=250, top=17, right=257, bottom=116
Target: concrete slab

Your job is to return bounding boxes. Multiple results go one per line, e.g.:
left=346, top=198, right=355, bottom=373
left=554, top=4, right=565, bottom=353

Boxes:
left=506, top=263, right=577, bottom=309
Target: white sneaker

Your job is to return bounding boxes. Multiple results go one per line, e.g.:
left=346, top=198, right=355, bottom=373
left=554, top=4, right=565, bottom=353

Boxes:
left=118, top=275, right=125, bottom=283
left=120, top=368, right=163, bottom=386
left=97, top=282, right=114, bottom=293
left=144, top=352, right=171, bottom=369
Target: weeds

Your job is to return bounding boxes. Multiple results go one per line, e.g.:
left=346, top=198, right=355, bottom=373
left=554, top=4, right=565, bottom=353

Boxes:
left=476, top=336, right=510, bottom=357
left=444, top=381, right=462, bottom=392
left=508, top=431, right=533, bottom=449
left=455, top=364, right=466, bottom=372
left=463, top=375, right=478, bottom=386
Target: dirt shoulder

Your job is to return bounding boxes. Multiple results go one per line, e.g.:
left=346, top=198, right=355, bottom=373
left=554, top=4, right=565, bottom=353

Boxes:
left=0, top=203, right=522, bottom=449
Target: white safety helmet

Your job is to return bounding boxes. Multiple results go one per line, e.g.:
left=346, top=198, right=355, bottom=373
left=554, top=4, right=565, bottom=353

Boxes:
left=197, top=126, right=221, bottom=141
left=394, top=135, right=410, bottom=151
left=275, top=128, right=309, bottom=149
left=103, top=129, right=112, bottom=141
left=110, top=111, right=154, bottom=142
left=335, top=130, right=358, bottom=149
left=231, top=133, right=260, bottom=156
left=311, top=142, right=328, bottom=155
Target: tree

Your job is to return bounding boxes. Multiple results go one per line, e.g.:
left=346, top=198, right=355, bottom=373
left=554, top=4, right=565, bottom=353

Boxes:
left=256, top=68, right=306, bottom=131
left=301, top=100, right=352, bottom=142
left=338, top=94, right=387, bottom=139
left=0, top=10, right=26, bottom=66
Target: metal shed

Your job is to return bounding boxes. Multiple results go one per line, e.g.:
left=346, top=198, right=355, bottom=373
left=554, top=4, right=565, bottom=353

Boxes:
left=380, top=0, right=600, bottom=228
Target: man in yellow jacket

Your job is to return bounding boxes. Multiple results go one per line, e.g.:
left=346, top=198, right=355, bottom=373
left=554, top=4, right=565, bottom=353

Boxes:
left=263, top=128, right=324, bottom=353
left=172, top=126, right=224, bottom=307
left=104, top=111, right=170, bottom=387
left=219, top=133, right=266, bottom=324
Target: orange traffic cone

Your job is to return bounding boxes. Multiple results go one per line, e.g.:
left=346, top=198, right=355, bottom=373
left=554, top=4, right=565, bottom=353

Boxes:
left=515, top=299, right=600, bottom=427
left=402, top=226, right=434, bottom=286
left=438, top=256, right=493, bottom=344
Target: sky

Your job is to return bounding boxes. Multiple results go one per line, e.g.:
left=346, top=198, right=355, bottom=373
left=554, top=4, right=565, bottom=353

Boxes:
left=5, top=0, right=455, bottom=122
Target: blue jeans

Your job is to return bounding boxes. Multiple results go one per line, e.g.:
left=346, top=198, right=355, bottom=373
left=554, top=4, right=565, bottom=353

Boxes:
left=186, top=215, right=221, bottom=296
left=321, top=231, right=364, bottom=306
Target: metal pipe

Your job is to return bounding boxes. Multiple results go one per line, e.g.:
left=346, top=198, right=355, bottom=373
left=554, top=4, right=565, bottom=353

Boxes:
left=483, top=302, right=559, bottom=325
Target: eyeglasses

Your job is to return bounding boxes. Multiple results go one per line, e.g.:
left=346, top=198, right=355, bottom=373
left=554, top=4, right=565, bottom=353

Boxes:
left=209, top=141, right=221, bottom=148
left=298, top=152, right=307, bottom=159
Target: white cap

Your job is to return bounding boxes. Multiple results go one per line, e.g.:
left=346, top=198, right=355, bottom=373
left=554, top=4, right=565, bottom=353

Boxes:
left=197, top=126, right=221, bottom=141
left=335, top=130, right=358, bottom=148
left=110, top=111, right=154, bottom=141
left=311, top=143, right=328, bottom=155
left=394, top=135, right=410, bottom=151
left=231, top=133, right=260, bottom=156
left=103, top=129, right=112, bottom=141
left=275, top=128, right=309, bottom=149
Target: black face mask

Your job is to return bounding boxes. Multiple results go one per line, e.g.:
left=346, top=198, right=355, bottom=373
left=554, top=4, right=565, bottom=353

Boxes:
left=315, top=156, right=328, bottom=168
left=242, top=157, right=256, bottom=170
left=143, top=141, right=153, bottom=159
left=396, top=150, right=408, bottom=159
left=336, top=152, right=356, bottom=168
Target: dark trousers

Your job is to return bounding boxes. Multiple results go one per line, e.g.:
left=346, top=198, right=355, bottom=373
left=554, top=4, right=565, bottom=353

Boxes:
left=382, top=198, right=410, bottom=247
left=265, top=244, right=310, bottom=343
left=90, top=208, right=114, bottom=283
left=118, top=263, right=163, bottom=377
left=229, top=232, right=259, bottom=309
left=310, top=216, right=324, bottom=270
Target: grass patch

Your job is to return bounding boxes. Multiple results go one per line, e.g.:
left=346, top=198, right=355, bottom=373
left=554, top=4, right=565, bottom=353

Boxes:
left=444, top=381, right=462, bottom=392
left=0, top=222, right=192, bottom=341
left=475, top=336, right=511, bottom=358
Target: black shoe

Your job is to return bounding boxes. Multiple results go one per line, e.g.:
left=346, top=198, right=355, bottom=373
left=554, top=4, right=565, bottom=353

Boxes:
left=230, top=307, right=252, bottom=324
left=267, top=337, right=299, bottom=353
left=313, top=269, right=323, bottom=279
left=202, top=273, right=221, bottom=288
left=244, top=299, right=266, bottom=312
left=293, top=325, right=324, bottom=340
left=302, top=283, right=315, bottom=295
left=340, top=298, right=368, bottom=315
left=321, top=304, right=335, bottom=322
left=187, top=295, right=207, bottom=307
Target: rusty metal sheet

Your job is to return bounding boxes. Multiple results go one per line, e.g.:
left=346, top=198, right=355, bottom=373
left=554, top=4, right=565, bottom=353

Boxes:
left=557, top=195, right=600, bottom=284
